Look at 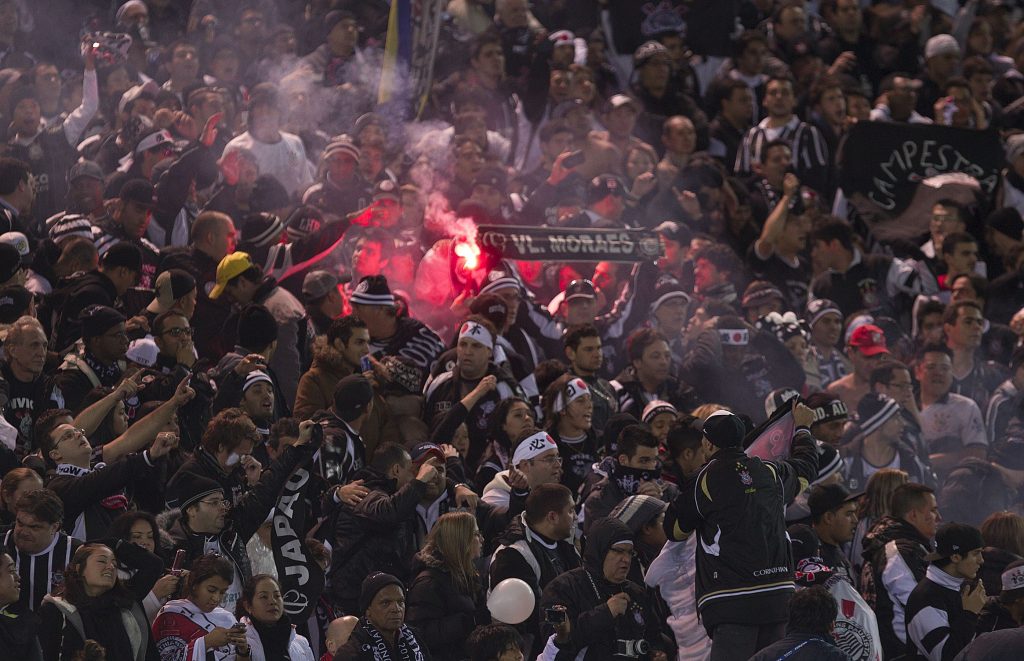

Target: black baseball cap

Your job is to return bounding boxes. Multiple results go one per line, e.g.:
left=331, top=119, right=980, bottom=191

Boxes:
left=924, top=522, right=985, bottom=562
left=807, top=483, right=862, bottom=519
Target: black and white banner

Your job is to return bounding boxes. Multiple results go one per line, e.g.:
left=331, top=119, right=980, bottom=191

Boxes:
left=272, top=463, right=324, bottom=621
left=477, top=225, right=664, bottom=263
left=839, top=121, right=1002, bottom=214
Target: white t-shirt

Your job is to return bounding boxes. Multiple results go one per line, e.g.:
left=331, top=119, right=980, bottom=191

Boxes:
left=223, top=131, right=315, bottom=198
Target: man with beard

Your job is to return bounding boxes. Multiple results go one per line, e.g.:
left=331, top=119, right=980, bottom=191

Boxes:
left=93, top=179, right=160, bottom=289
left=407, top=441, right=506, bottom=548
left=540, top=517, right=669, bottom=661
left=583, top=425, right=678, bottom=536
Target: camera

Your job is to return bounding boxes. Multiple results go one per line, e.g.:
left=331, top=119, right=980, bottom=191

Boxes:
left=614, top=639, right=649, bottom=658
left=544, top=607, right=567, bottom=624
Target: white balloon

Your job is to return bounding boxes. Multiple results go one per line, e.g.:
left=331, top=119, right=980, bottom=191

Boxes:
left=487, top=578, right=535, bottom=624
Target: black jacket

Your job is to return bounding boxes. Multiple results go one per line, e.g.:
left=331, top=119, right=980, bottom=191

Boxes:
left=406, top=562, right=487, bottom=661
left=46, top=270, right=119, bottom=353
left=748, top=632, right=851, bottom=661
left=663, top=427, right=819, bottom=630
left=159, top=246, right=231, bottom=360
left=489, top=513, right=582, bottom=655
left=905, top=565, right=979, bottom=660
left=540, top=518, right=667, bottom=661
left=328, top=466, right=429, bottom=615
left=47, top=451, right=161, bottom=541
left=167, top=443, right=312, bottom=589
left=860, top=515, right=932, bottom=658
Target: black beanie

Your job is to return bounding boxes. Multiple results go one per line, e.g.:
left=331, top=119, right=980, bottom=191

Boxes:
left=249, top=174, right=290, bottom=213
left=101, top=241, right=144, bottom=272
left=237, top=304, right=278, bottom=352
left=80, top=305, right=126, bottom=338
left=358, top=572, right=404, bottom=613
left=166, top=471, right=223, bottom=511
left=702, top=410, right=746, bottom=448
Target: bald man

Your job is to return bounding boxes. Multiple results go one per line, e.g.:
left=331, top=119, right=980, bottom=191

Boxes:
left=323, top=615, right=359, bottom=660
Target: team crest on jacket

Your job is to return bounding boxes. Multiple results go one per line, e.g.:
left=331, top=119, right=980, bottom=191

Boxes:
left=739, top=469, right=753, bottom=486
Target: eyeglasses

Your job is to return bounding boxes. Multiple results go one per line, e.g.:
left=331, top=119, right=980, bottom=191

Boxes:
left=55, top=427, right=86, bottom=444
left=199, top=498, right=229, bottom=508
left=162, top=327, right=194, bottom=337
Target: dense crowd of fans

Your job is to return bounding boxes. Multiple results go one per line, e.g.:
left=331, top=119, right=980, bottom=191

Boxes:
left=4, top=0, right=1024, bottom=660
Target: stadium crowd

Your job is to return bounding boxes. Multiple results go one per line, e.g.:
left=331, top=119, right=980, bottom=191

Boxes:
left=5, top=0, right=1024, bottom=660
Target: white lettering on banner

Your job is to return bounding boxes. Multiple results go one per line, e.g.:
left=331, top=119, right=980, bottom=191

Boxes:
left=869, top=140, right=999, bottom=211
left=752, top=566, right=790, bottom=577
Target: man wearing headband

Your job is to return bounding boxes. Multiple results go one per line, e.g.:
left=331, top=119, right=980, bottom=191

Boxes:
left=663, top=405, right=819, bottom=659
left=481, top=428, right=563, bottom=512
left=679, top=315, right=805, bottom=422
left=425, top=316, right=525, bottom=467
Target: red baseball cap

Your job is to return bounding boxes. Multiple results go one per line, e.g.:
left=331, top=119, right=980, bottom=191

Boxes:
left=848, top=324, right=889, bottom=356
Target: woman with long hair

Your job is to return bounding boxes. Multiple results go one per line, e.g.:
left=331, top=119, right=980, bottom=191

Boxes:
left=37, top=542, right=157, bottom=660
left=980, top=511, right=1024, bottom=595
left=236, top=574, right=315, bottom=660
left=474, top=396, right=535, bottom=490
left=107, top=511, right=180, bottom=622
left=152, top=554, right=251, bottom=660
left=544, top=373, right=599, bottom=496
left=406, top=511, right=486, bottom=661
left=846, top=468, right=909, bottom=584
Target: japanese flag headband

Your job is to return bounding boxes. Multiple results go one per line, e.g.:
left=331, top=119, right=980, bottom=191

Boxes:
left=554, top=378, right=590, bottom=412
left=459, top=321, right=494, bottom=350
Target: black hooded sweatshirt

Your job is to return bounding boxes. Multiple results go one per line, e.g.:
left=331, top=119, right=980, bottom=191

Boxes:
left=540, top=518, right=667, bottom=661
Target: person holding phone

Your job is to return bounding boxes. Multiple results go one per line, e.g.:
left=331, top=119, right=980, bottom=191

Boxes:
left=905, top=522, right=986, bottom=660
left=153, top=554, right=252, bottom=660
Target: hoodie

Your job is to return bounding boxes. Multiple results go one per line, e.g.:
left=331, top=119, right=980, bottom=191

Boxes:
left=540, top=518, right=666, bottom=661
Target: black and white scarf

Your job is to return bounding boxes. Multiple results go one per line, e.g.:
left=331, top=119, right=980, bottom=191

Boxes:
left=359, top=619, right=426, bottom=661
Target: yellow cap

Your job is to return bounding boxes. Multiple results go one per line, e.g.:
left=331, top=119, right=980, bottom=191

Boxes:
left=209, top=252, right=255, bottom=300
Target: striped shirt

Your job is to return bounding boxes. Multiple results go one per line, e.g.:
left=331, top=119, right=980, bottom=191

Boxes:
left=734, top=115, right=831, bottom=192
left=2, top=529, right=81, bottom=611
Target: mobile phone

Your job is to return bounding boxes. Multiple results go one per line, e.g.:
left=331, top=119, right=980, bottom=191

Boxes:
left=360, top=355, right=372, bottom=372
left=544, top=607, right=567, bottom=624
left=170, top=549, right=186, bottom=577
left=562, top=150, right=585, bottom=169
